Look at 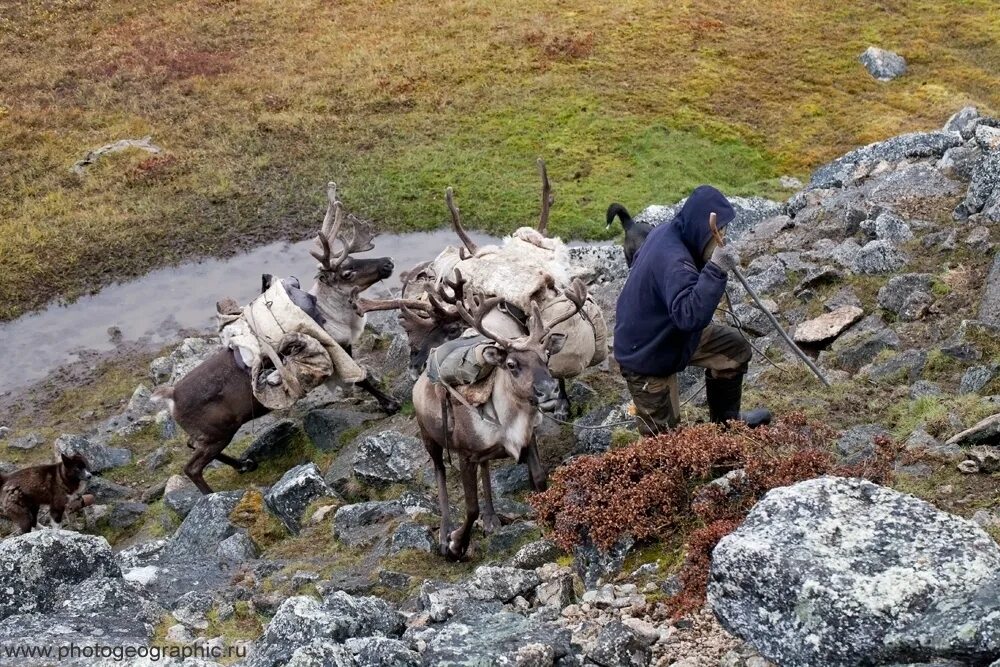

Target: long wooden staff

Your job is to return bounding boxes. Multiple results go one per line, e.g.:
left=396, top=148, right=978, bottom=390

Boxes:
left=709, top=212, right=831, bottom=387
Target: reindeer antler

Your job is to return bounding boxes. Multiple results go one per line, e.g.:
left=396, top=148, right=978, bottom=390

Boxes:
left=537, top=158, right=554, bottom=235
left=427, top=269, right=513, bottom=347
left=351, top=291, right=434, bottom=316
left=311, top=182, right=345, bottom=269
left=446, top=188, right=478, bottom=258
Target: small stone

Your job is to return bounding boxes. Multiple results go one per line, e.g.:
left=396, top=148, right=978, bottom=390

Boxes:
left=859, top=46, right=907, bottom=81
left=823, top=287, right=862, bottom=312
left=8, top=433, right=43, bottom=450
left=166, top=623, right=194, bottom=643
left=873, top=211, right=913, bottom=243
left=975, top=124, right=1000, bottom=151
left=793, top=306, right=864, bottom=344
left=960, top=365, right=996, bottom=394
left=966, top=225, right=993, bottom=254
left=958, top=460, right=980, bottom=474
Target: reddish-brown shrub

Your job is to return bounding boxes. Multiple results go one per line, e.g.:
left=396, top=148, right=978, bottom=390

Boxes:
left=530, top=413, right=900, bottom=612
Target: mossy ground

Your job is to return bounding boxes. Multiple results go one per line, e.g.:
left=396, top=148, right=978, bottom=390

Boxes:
left=3, top=0, right=1000, bottom=319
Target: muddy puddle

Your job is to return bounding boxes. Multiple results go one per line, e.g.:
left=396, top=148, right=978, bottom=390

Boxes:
left=0, top=229, right=517, bottom=395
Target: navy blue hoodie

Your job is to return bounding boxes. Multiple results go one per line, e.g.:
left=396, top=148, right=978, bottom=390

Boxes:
left=613, top=186, right=735, bottom=377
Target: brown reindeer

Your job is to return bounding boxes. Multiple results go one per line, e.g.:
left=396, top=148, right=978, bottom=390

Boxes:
left=413, top=271, right=587, bottom=560
left=155, top=183, right=419, bottom=494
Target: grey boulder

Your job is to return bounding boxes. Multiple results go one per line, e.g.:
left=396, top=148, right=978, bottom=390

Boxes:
left=709, top=476, right=1000, bottom=666
left=55, top=434, right=131, bottom=473
left=244, top=592, right=403, bottom=667
left=162, top=490, right=243, bottom=561
left=859, top=46, right=907, bottom=81
left=877, top=274, right=933, bottom=315
left=0, top=530, right=120, bottom=620
left=352, top=431, right=425, bottom=486
left=265, top=463, right=337, bottom=533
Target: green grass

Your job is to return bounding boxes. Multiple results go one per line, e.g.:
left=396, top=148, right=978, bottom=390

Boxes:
left=2, top=0, right=1000, bottom=319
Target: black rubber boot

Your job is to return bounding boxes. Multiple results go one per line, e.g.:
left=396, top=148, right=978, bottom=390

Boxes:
left=705, top=375, right=772, bottom=428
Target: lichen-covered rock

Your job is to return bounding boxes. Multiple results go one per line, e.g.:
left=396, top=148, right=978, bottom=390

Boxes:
left=352, top=431, right=425, bottom=486
left=859, top=46, right=907, bottom=81
left=508, top=540, right=562, bottom=570
left=55, top=433, right=131, bottom=472
left=943, top=106, right=981, bottom=139
left=421, top=608, right=573, bottom=666
left=981, top=251, right=1000, bottom=326
left=162, top=490, right=243, bottom=561
left=960, top=365, right=997, bottom=394
left=0, top=531, right=119, bottom=620
left=265, top=463, right=337, bottom=533
left=217, top=530, right=259, bottom=562
left=709, top=477, right=1000, bottom=666
left=388, top=521, right=435, bottom=554
left=345, top=636, right=420, bottom=667
left=573, top=403, right=630, bottom=455
left=467, top=566, right=541, bottom=603
left=835, top=424, right=890, bottom=465
left=573, top=537, right=634, bottom=590
left=862, top=349, right=927, bottom=383
left=284, top=641, right=354, bottom=667
left=586, top=619, right=652, bottom=667
left=811, top=131, right=961, bottom=189
left=852, top=240, right=907, bottom=274
left=333, top=500, right=406, bottom=547
left=956, top=148, right=1000, bottom=221
left=244, top=592, right=403, bottom=667
left=163, top=474, right=202, bottom=518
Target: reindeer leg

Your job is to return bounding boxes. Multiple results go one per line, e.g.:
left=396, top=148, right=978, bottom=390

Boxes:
left=554, top=378, right=570, bottom=421
left=184, top=438, right=224, bottom=494
left=355, top=374, right=402, bottom=415
left=478, top=462, right=501, bottom=534
left=448, top=456, right=480, bottom=561
left=424, top=434, right=452, bottom=557
left=214, top=452, right=258, bottom=474
left=524, top=436, right=548, bottom=492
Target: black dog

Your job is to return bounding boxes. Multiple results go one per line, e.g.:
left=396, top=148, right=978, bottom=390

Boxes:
left=0, top=453, right=93, bottom=535
left=606, top=203, right=652, bottom=268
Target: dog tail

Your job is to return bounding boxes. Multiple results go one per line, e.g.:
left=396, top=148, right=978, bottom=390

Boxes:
left=151, top=385, right=176, bottom=417
left=605, top=203, right=633, bottom=232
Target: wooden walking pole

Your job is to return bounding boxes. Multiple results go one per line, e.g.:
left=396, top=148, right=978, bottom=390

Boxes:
left=709, top=212, right=831, bottom=387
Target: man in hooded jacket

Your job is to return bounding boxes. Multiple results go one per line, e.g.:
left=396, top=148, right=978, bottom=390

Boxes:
left=614, top=185, right=771, bottom=435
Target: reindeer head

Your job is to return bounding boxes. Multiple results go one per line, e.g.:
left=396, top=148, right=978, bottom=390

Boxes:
left=396, top=263, right=465, bottom=379
left=430, top=271, right=586, bottom=412
left=310, top=183, right=394, bottom=298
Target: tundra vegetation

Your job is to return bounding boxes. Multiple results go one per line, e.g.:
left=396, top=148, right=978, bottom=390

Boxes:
left=2, top=0, right=1000, bottom=319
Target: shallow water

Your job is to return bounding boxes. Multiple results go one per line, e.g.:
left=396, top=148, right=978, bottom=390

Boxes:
left=0, top=229, right=512, bottom=394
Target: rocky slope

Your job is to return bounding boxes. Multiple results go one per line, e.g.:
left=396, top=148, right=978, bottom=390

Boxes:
left=1, top=107, right=999, bottom=666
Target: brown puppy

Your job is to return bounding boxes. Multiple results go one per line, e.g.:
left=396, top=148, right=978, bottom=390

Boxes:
left=0, top=453, right=93, bottom=535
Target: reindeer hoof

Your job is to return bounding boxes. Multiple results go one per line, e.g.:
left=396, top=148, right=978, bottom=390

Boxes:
left=238, top=458, right=259, bottom=474
left=480, top=514, right=501, bottom=535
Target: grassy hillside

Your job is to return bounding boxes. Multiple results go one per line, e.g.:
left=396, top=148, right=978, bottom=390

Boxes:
left=2, top=0, right=999, bottom=319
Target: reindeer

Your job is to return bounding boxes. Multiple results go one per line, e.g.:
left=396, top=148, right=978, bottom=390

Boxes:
left=155, top=183, right=420, bottom=494
left=399, top=161, right=607, bottom=418
left=413, top=271, right=588, bottom=560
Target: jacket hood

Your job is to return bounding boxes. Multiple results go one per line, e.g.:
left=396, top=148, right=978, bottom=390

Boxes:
left=673, top=185, right=736, bottom=257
